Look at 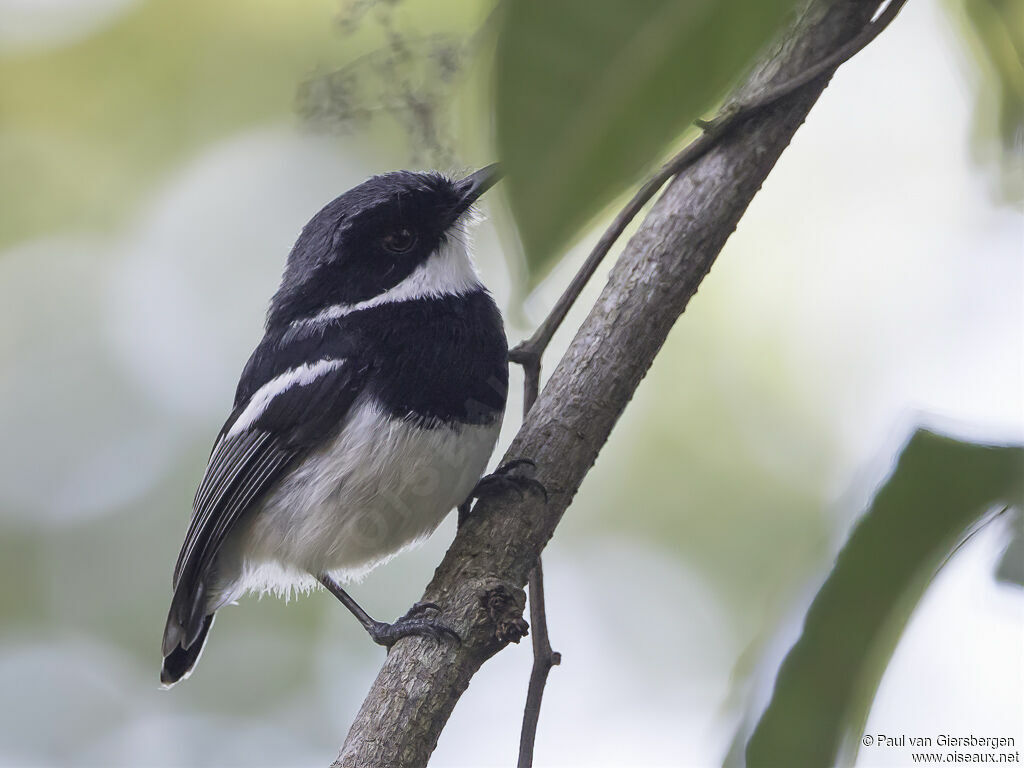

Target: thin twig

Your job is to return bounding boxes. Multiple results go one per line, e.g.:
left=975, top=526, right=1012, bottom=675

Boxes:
left=518, top=559, right=561, bottom=768
left=507, top=3, right=907, bottom=764
left=514, top=350, right=559, bottom=768
left=508, top=0, right=907, bottom=370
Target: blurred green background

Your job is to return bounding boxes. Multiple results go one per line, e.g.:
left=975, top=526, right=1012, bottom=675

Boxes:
left=0, top=1, right=1021, bottom=766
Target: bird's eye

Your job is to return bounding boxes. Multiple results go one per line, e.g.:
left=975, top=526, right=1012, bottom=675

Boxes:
left=380, top=228, right=417, bottom=254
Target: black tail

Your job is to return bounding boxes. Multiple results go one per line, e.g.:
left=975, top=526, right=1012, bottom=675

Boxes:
left=161, top=577, right=215, bottom=686
left=161, top=611, right=214, bottom=686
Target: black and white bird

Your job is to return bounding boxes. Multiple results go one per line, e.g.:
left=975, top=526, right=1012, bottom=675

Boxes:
left=161, top=166, right=510, bottom=686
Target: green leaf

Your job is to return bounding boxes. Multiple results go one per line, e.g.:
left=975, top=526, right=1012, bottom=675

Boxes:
left=745, top=429, right=1023, bottom=768
left=494, top=0, right=798, bottom=279
left=944, top=0, right=1024, bottom=203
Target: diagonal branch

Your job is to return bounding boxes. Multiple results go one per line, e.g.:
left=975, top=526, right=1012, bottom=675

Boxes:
left=510, top=1, right=905, bottom=761
left=332, top=1, right=907, bottom=766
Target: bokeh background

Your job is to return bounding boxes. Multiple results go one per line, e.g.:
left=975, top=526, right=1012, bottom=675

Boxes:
left=0, top=1, right=1021, bottom=766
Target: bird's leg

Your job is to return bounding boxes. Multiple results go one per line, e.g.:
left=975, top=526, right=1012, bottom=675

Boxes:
left=458, top=458, right=548, bottom=527
left=457, top=498, right=473, bottom=527
left=317, top=574, right=460, bottom=648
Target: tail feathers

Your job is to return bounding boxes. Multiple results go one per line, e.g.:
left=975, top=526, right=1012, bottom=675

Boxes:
left=161, top=613, right=214, bottom=687
left=162, top=577, right=214, bottom=687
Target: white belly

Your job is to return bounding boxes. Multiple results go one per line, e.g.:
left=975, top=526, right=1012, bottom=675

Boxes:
left=210, top=397, right=501, bottom=607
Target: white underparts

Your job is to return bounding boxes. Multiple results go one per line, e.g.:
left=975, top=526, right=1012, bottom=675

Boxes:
left=210, top=397, right=501, bottom=607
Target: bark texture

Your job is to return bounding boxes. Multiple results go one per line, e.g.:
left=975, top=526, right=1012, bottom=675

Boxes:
left=334, top=1, right=890, bottom=765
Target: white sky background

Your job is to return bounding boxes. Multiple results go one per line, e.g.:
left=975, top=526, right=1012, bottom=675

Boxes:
left=0, top=0, right=1020, bottom=766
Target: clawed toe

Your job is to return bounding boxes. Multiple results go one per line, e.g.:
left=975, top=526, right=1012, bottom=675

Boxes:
left=473, top=459, right=548, bottom=502
left=475, top=475, right=547, bottom=502
left=403, top=601, right=441, bottom=618
left=458, top=459, right=548, bottom=527
left=495, top=458, right=535, bottom=474
left=367, top=613, right=461, bottom=649
left=319, top=574, right=460, bottom=650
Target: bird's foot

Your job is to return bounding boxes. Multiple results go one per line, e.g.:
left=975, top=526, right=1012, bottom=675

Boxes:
left=473, top=458, right=548, bottom=502
left=458, top=459, right=548, bottom=526
left=365, top=601, right=460, bottom=649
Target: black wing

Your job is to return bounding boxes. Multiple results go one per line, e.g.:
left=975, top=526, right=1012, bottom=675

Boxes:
left=163, top=357, right=367, bottom=656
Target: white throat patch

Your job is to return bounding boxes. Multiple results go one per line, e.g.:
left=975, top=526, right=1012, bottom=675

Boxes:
left=292, top=236, right=482, bottom=332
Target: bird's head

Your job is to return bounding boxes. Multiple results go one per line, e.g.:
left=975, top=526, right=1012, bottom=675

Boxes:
left=268, top=165, right=502, bottom=328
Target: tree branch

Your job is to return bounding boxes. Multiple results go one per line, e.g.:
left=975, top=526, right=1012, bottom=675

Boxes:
left=332, top=1, right=906, bottom=765
left=507, top=6, right=905, bottom=753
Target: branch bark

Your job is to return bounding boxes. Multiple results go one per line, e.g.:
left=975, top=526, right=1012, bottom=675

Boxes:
left=333, top=1, right=902, bottom=765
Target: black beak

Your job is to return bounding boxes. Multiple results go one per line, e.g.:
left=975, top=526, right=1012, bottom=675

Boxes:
left=455, top=164, right=503, bottom=211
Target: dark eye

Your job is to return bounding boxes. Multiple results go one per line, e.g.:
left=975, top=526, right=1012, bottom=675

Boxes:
left=380, top=228, right=417, bottom=254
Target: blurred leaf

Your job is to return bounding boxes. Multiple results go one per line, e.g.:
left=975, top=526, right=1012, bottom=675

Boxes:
left=494, top=0, right=798, bottom=279
left=944, top=0, right=1024, bottom=202
left=745, top=429, right=1024, bottom=768
left=995, top=508, right=1024, bottom=587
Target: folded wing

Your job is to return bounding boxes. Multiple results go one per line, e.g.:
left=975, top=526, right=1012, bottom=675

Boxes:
left=162, top=357, right=366, bottom=663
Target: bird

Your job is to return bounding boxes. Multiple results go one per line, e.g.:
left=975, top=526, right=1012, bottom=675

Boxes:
left=160, top=165, right=512, bottom=686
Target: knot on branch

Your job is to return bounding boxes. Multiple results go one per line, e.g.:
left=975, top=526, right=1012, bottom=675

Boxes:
left=507, top=343, right=540, bottom=368
left=481, top=584, right=529, bottom=645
